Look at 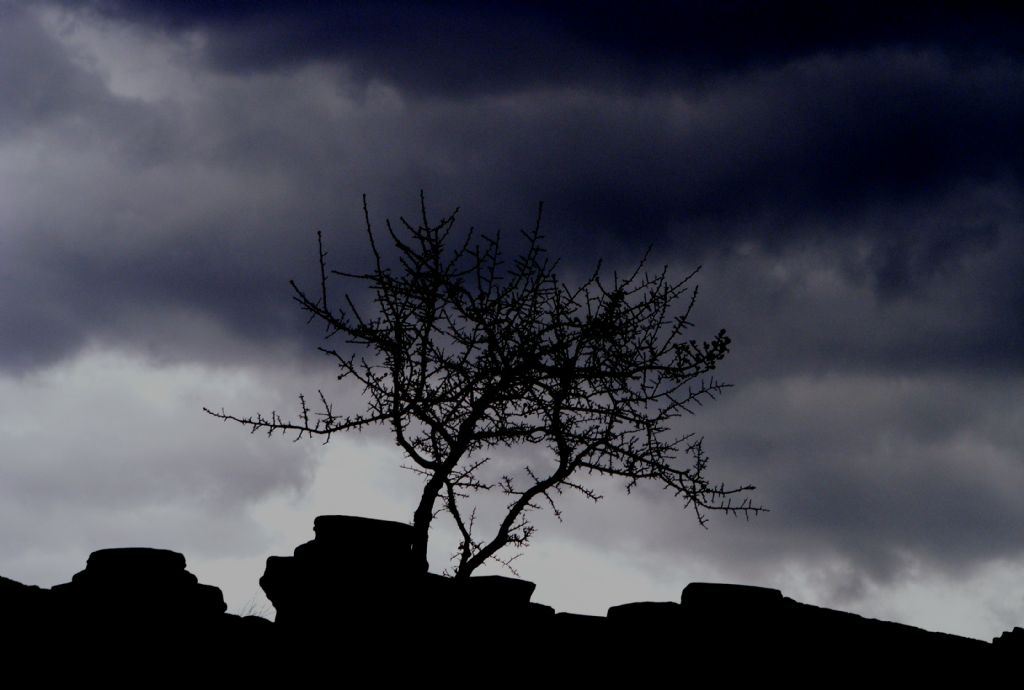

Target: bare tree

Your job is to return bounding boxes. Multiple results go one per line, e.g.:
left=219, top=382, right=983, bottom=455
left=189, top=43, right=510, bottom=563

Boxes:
left=205, top=193, right=763, bottom=577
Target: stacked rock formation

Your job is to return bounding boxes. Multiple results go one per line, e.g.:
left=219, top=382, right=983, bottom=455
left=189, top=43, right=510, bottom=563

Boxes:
left=259, top=515, right=554, bottom=657
left=49, top=547, right=226, bottom=628
left=2, top=514, right=1022, bottom=675
left=260, top=515, right=427, bottom=630
left=3, top=547, right=256, bottom=671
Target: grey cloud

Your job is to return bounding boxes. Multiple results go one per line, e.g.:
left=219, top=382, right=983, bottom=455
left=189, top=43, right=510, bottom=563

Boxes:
left=4, top=49, right=1019, bottom=380
left=54, top=1, right=1024, bottom=95
left=3, top=38, right=1021, bottom=378
left=694, top=206, right=1024, bottom=380
left=650, top=373, right=1024, bottom=576
left=0, top=4, right=107, bottom=138
left=0, top=352, right=319, bottom=582
left=513, top=369, right=1024, bottom=621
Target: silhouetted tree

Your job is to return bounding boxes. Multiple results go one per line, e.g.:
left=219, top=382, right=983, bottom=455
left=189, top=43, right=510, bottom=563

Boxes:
left=206, top=194, right=763, bottom=576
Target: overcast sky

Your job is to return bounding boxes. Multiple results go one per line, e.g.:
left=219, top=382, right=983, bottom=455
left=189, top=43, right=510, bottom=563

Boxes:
left=2, top=1, right=1022, bottom=640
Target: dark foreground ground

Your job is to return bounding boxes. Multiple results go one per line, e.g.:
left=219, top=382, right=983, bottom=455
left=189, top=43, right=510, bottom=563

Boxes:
left=3, top=516, right=1020, bottom=681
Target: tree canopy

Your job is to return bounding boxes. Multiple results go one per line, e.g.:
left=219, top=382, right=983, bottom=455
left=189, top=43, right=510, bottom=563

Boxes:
left=206, top=193, right=763, bottom=576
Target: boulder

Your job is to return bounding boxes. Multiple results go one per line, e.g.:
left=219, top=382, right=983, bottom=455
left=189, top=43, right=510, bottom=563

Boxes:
left=260, top=515, right=426, bottom=630
left=607, top=600, right=681, bottom=625
left=449, top=574, right=537, bottom=608
left=49, top=547, right=227, bottom=632
left=992, top=626, right=1023, bottom=652
left=680, top=582, right=784, bottom=617
left=0, top=574, right=52, bottom=632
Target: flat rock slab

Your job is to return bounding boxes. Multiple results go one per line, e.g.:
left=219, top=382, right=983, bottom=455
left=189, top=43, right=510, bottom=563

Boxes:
left=681, top=582, right=783, bottom=611
left=313, top=515, right=414, bottom=547
left=85, top=547, right=188, bottom=574
left=607, top=600, right=681, bottom=624
left=452, top=575, right=537, bottom=606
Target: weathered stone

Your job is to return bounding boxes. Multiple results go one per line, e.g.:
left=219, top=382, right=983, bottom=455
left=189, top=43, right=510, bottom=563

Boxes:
left=0, top=574, right=47, bottom=601
left=258, top=555, right=296, bottom=612
left=607, top=600, right=681, bottom=625
left=553, top=611, right=608, bottom=630
left=680, top=582, right=783, bottom=614
left=452, top=575, right=536, bottom=607
left=313, top=514, right=415, bottom=545
left=50, top=547, right=227, bottom=627
left=993, top=626, right=1023, bottom=650
left=86, top=547, right=187, bottom=574
left=261, top=515, right=426, bottom=630
left=526, top=602, right=555, bottom=618
left=304, top=515, right=424, bottom=575
left=2, top=533, right=1011, bottom=673
left=0, top=574, right=51, bottom=626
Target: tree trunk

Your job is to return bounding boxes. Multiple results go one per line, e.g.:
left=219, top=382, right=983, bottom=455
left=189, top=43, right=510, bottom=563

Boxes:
left=410, top=472, right=446, bottom=572
left=454, top=547, right=494, bottom=579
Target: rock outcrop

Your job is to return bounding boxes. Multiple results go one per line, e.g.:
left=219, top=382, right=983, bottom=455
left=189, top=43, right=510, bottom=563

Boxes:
left=2, top=514, right=1021, bottom=675
left=49, top=547, right=226, bottom=628
left=260, top=514, right=425, bottom=629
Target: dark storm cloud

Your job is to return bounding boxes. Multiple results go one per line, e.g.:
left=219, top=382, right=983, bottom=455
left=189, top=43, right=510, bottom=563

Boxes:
left=51, top=1, right=1023, bottom=277
left=4, top=3, right=1022, bottom=377
left=61, top=1, right=1024, bottom=94
left=484, top=54, right=1023, bottom=256
left=695, top=210, right=1024, bottom=380
left=0, top=2, right=111, bottom=137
